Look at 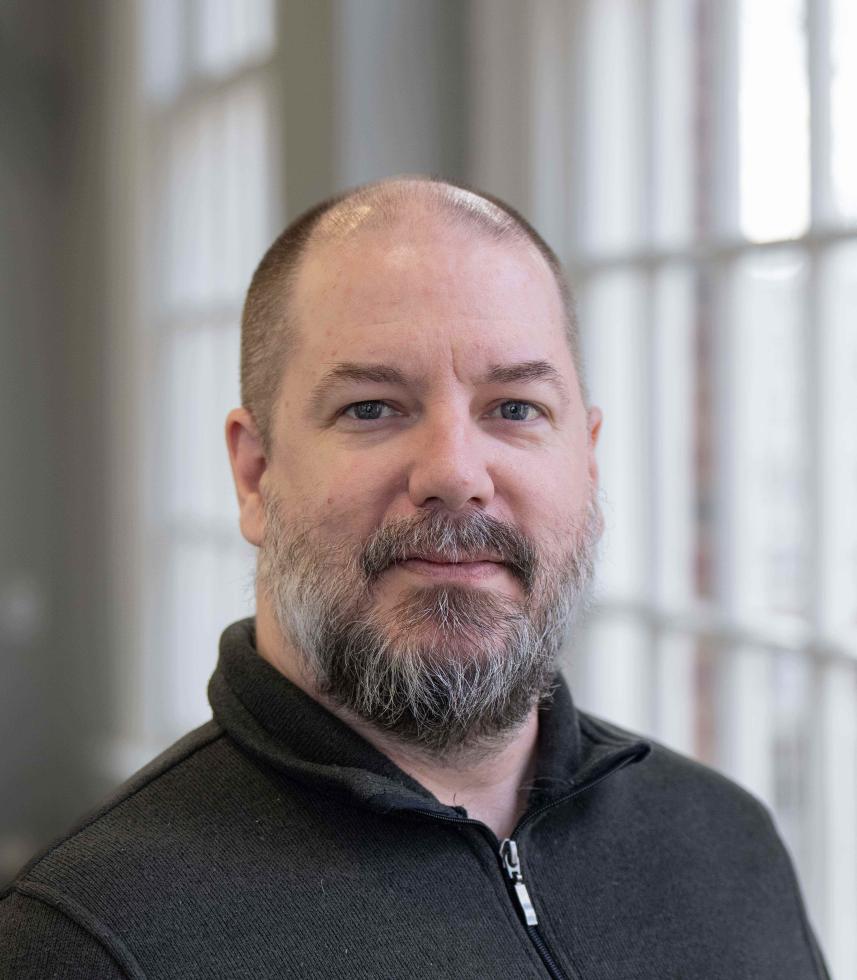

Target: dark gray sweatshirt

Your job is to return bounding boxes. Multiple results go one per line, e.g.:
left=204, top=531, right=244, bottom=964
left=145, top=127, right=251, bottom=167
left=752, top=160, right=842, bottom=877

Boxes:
left=0, top=618, right=830, bottom=978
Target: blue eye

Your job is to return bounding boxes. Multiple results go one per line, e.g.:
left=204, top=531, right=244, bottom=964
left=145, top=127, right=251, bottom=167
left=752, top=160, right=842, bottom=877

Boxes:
left=342, top=400, right=395, bottom=421
left=491, top=401, right=543, bottom=421
left=340, top=399, right=544, bottom=423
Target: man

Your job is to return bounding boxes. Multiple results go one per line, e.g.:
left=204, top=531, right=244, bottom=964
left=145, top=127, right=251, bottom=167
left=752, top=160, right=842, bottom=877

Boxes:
left=0, top=177, right=829, bottom=978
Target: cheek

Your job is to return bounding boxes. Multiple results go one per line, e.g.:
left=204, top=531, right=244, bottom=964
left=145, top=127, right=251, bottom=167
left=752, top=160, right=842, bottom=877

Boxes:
left=279, top=439, right=381, bottom=501
left=309, top=455, right=396, bottom=538
left=322, top=452, right=386, bottom=500
left=557, top=432, right=596, bottom=504
left=507, top=450, right=592, bottom=538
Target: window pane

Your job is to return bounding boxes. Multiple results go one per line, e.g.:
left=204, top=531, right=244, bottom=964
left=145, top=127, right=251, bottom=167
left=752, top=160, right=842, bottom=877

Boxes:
left=651, top=0, right=697, bottom=245
left=140, top=0, right=186, bottom=102
left=727, top=250, right=809, bottom=620
left=693, top=637, right=720, bottom=765
left=738, top=0, right=809, bottom=241
left=721, top=648, right=814, bottom=896
left=163, top=324, right=242, bottom=527
left=820, top=244, right=857, bottom=638
left=163, top=326, right=213, bottom=523
left=164, top=82, right=272, bottom=312
left=575, top=615, right=652, bottom=734
left=211, top=325, right=243, bottom=523
left=580, top=270, right=647, bottom=599
left=830, top=0, right=857, bottom=222
left=225, top=81, right=275, bottom=297
left=718, top=644, right=775, bottom=808
left=652, top=265, right=697, bottom=605
left=653, top=631, right=696, bottom=756
left=165, top=537, right=219, bottom=732
left=164, top=538, right=255, bottom=734
left=579, top=0, right=645, bottom=253
left=770, top=649, right=812, bottom=871
left=192, top=0, right=275, bottom=77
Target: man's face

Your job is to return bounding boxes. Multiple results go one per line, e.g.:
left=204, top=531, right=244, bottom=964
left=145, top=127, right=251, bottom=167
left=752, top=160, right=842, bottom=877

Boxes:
left=255, top=216, right=602, bottom=754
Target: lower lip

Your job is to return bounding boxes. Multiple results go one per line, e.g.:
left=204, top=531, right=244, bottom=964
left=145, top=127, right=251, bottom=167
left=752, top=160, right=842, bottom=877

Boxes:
left=396, top=559, right=507, bottom=581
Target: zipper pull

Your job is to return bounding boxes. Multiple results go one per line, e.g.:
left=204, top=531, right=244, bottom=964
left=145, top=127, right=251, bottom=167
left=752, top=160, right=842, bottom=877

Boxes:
left=500, top=838, right=539, bottom=926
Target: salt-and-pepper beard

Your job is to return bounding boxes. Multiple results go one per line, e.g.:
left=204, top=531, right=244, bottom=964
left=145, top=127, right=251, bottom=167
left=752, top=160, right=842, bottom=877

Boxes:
left=257, top=489, right=602, bottom=759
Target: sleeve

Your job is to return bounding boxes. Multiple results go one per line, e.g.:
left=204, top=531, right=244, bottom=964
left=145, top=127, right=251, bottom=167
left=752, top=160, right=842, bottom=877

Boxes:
left=0, top=890, right=129, bottom=980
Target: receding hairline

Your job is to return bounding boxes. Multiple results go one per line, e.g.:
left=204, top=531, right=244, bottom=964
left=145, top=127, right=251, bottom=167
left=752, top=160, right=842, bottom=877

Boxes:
left=291, top=178, right=580, bottom=371
left=291, top=185, right=568, bottom=324
left=306, top=177, right=529, bottom=244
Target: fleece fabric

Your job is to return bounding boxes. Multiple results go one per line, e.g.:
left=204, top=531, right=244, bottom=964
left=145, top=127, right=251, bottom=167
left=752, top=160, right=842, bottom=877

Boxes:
left=0, top=617, right=830, bottom=979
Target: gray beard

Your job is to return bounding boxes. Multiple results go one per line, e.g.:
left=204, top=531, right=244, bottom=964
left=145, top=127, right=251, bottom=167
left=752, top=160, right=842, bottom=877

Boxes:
left=256, top=494, right=602, bottom=758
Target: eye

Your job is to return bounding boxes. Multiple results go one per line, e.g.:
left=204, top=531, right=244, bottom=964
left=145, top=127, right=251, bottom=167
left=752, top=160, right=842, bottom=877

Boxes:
left=341, top=400, right=399, bottom=422
left=489, top=400, right=544, bottom=422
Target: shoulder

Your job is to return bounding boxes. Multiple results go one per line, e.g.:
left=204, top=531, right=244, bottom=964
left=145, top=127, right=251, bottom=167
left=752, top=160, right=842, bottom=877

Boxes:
left=0, top=721, right=244, bottom=975
left=0, top=889, right=132, bottom=979
left=5, top=721, right=228, bottom=895
left=575, top=708, right=804, bottom=879
left=0, top=889, right=132, bottom=978
left=574, top=710, right=830, bottom=978
left=579, top=708, right=775, bottom=822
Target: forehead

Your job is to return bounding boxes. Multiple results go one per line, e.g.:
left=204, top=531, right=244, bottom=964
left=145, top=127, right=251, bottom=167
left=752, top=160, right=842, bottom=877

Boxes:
left=289, top=218, right=569, bottom=362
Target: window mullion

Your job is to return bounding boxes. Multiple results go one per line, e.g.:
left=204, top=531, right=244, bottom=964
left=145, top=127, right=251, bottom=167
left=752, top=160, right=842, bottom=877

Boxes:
left=807, top=0, right=833, bottom=227
left=804, top=0, right=837, bottom=932
left=699, top=0, right=740, bottom=238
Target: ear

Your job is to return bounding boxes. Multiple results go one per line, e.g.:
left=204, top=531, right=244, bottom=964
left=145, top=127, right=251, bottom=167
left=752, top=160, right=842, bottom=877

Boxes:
left=225, top=407, right=267, bottom=547
left=585, top=405, right=603, bottom=487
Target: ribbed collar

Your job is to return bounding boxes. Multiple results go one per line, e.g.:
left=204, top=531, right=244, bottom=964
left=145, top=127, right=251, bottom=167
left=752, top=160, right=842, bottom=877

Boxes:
left=208, top=617, right=650, bottom=819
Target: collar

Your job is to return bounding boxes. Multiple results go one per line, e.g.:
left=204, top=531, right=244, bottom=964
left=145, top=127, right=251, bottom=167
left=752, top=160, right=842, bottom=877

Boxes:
left=208, top=617, right=651, bottom=819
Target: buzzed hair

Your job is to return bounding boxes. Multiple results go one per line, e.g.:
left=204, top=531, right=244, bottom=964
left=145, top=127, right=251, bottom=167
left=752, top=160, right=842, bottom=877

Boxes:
left=240, top=176, right=586, bottom=455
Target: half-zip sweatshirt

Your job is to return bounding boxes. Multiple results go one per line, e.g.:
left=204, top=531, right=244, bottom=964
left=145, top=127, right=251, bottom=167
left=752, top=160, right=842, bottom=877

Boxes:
left=0, top=617, right=830, bottom=978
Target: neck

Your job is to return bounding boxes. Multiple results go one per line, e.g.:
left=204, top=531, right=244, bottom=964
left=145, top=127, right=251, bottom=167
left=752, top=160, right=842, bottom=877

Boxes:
left=254, top=599, right=541, bottom=839
left=358, top=710, right=540, bottom=839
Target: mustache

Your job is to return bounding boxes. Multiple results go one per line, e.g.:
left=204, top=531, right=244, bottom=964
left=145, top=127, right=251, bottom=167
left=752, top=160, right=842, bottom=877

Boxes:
left=359, top=509, right=538, bottom=591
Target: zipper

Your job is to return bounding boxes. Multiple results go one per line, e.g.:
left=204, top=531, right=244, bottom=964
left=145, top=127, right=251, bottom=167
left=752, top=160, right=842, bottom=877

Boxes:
left=403, top=741, right=648, bottom=980
left=500, top=839, right=537, bottom=926
left=500, top=837, right=569, bottom=980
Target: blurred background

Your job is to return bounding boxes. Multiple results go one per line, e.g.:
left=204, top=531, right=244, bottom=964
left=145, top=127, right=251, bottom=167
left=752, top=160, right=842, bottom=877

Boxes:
left=1, top=0, right=855, bottom=974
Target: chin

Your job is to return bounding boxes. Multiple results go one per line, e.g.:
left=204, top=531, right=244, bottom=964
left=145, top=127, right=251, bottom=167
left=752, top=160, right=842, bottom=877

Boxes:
left=372, top=585, right=521, bottom=653
left=387, top=624, right=509, bottom=661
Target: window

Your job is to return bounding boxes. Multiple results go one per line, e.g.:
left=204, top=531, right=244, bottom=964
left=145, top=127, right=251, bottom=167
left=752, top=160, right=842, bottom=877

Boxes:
left=129, top=0, right=281, bottom=754
left=555, top=2, right=857, bottom=974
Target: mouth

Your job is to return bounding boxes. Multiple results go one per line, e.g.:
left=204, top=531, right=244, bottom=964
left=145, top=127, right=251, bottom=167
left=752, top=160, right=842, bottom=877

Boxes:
left=401, top=552, right=505, bottom=564
left=394, top=555, right=508, bottom=582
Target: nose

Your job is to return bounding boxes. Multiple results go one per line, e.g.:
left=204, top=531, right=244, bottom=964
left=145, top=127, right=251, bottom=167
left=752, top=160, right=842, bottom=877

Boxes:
left=407, top=409, right=495, bottom=512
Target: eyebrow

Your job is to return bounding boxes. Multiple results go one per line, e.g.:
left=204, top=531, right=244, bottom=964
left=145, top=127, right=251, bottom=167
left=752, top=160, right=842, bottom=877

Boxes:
left=482, top=360, right=570, bottom=402
left=307, top=358, right=571, bottom=416
left=307, top=363, right=409, bottom=417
